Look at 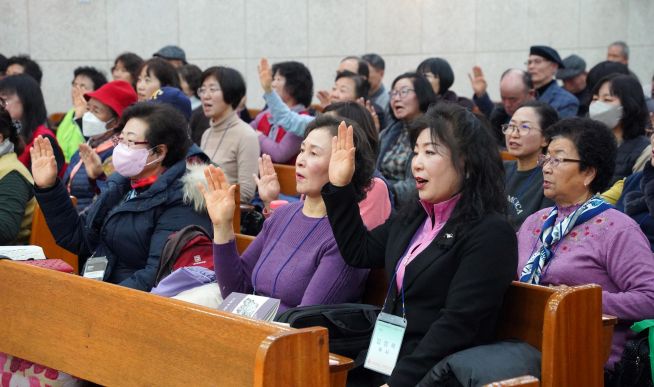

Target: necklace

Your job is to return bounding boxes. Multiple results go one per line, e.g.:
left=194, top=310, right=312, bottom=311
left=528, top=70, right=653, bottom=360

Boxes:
left=208, top=120, right=238, bottom=162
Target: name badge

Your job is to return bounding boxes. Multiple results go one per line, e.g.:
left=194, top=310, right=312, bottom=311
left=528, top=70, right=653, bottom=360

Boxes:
left=364, top=312, right=407, bottom=376
left=82, top=256, right=108, bottom=280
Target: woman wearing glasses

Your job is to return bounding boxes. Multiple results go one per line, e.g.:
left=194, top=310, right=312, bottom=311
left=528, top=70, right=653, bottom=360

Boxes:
left=29, top=103, right=212, bottom=291
left=503, top=101, right=558, bottom=229
left=378, top=72, right=436, bottom=207
left=516, top=118, right=654, bottom=373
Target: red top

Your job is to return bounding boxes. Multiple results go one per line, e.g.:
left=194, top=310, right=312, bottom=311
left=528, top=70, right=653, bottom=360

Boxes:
left=18, top=124, right=66, bottom=178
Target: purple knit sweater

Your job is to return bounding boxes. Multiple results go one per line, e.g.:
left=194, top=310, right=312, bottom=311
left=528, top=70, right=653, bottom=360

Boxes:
left=517, top=205, right=654, bottom=368
left=213, top=201, right=369, bottom=312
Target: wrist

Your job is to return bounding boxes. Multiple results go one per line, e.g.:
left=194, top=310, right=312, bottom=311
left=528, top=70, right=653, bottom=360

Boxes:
left=212, top=222, right=234, bottom=244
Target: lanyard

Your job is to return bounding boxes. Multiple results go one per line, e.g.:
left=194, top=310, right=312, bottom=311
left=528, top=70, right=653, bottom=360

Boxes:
left=251, top=205, right=325, bottom=297
left=66, top=139, right=114, bottom=193
left=208, top=121, right=238, bottom=162
left=381, top=267, right=407, bottom=322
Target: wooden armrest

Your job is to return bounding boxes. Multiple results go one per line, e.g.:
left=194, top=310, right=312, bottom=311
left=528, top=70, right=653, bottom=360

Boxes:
left=602, top=314, right=618, bottom=326
left=328, top=353, right=353, bottom=387
left=484, top=375, right=539, bottom=386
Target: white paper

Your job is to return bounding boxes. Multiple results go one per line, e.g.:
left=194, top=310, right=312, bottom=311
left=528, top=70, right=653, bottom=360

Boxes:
left=0, top=245, right=46, bottom=261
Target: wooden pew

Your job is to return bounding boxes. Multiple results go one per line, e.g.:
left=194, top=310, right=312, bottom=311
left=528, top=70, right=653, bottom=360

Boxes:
left=487, top=282, right=609, bottom=387
left=0, top=260, right=353, bottom=387
left=30, top=196, right=79, bottom=274
left=500, top=150, right=517, bottom=161
left=273, top=163, right=298, bottom=196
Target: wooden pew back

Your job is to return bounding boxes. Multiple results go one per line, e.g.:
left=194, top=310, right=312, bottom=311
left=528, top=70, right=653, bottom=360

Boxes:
left=0, top=260, right=332, bottom=387
left=30, top=197, right=79, bottom=273
left=273, top=163, right=298, bottom=196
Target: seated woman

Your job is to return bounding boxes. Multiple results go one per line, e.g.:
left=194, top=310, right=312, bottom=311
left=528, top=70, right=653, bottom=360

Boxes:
left=200, top=116, right=378, bottom=312
left=56, top=66, right=108, bottom=163
left=516, top=118, right=654, bottom=371
left=30, top=103, right=212, bottom=291
left=0, top=74, right=65, bottom=177
left=199, top=66, right=259, bottom=203
left=111, top=52, right=143, bottom=90
left=417, top=57, right=474, bottom=110
left=0, top=99, right=34, bottom=244
left=63, top=80, right=138, bottom=212
left=504, top=101, right=557, bottom=229
left=135, top=58, right=180, bottom=101
left=590, top=74, right=650, bottom=184
left=322, top=103, right=518, bottom=386
left=252, top=61, right=313, bottom=164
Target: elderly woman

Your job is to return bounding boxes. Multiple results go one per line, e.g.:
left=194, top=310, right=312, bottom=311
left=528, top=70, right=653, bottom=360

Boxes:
left=201, top=115, right=379, bottom=312
left=504, top=100, right=558, bottom=229
left=517, top=117, right=654, bottom=372
left=0, top=98, right=34, bottom=244
left=590, top=74, right=650, bottom=184
left=29, top=103, right=211, bottom=291
left=323, top=103, right=517, bottom=386
left=199, top=66, right=260, bottom=203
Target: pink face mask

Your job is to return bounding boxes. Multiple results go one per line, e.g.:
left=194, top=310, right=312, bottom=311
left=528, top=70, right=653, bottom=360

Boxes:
left=112, top=143, right=160, bottom=177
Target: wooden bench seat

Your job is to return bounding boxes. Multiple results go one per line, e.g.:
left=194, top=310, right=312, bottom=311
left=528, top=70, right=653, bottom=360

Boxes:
left=0, top=260, right=352, bottom=386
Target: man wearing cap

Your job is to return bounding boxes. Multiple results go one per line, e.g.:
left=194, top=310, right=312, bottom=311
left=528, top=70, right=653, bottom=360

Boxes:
left=63, top=80, right=138, bottom=211
left=556, top=54, right=589, bottom=116
left=527, top=45, right=579, bottom=118
left=153, top=45, right=187, bottom=69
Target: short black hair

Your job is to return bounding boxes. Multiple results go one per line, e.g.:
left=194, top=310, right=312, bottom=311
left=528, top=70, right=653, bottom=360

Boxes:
left=7, top=55, right=43, bottom=85
left=340, top=56, right=370, bottom=78
left=544, top=117, right=617, bottom=194
left=0, top=74, right=47, bottom=142
left=139, top=58, right=180, bottom=89
left=586, top=60, right=630, bottom=92
left=515, top=100, right=560, bottom=132
left=119, top=103, right=191, bottom=168
left=335, top=71, right=369, bottom=100
left=178, top=64, right=203, bottom=95
left=0, top=100, right=22, bottom=154
left=417, top=57, right=455, bottom=94
left=323, top=101, right=379, bottom=157
left=362, top=53, right=385, bottom=71
left=200, top=66, right=246, bottom=110
left=272, top=61, right=314, bottom=108
left=0, top=54, right=7, bottom=75
left=305, top=115, right=374, bottom=202
left=591, top=74, right=648, bottom=140
left=73, top=66, right=108, bottom=91
left=113, top=52, right=144, bottom=87
left=409, top=103, right=507, bottom=226
left=388, top=72, right=437, bottom=121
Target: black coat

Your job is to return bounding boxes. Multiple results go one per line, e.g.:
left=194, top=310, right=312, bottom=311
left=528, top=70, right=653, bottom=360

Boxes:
left=322, top=183, right=518, bottom=386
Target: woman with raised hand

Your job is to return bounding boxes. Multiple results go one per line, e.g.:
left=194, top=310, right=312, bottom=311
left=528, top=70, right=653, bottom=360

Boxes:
left=200, top=115, right=377, bottom=312
left=29, top=103, right=211, bottom=291
left=516, top=117, right=654, bottom=374
left=503, top=100, right=558, bottom=229
left=322, top=103, right=517, bottom=386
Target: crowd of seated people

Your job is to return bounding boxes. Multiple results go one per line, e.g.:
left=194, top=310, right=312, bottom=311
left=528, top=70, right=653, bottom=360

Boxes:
left=1, top=38, right=654, bottom=386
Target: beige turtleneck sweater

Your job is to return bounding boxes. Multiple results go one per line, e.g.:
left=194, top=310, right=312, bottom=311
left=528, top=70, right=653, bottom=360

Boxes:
left=200, top=112, right=260, bottom=203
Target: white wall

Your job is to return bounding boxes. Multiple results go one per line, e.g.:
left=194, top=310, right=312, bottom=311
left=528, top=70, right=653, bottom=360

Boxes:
left=2, top=0, right=653, bottom=114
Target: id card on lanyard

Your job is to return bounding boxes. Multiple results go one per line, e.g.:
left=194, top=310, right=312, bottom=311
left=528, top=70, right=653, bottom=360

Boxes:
left=82, top=256, right=108, bottom=280
left=364, top=270, right=407, bottom=376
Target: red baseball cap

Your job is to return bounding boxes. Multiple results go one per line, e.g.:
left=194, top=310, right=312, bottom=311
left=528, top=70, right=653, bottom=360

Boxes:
left=84, top=80, right=137, bottom=118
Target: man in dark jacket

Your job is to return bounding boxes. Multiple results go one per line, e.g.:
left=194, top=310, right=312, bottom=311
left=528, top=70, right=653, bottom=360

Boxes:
left=527, top=45, right=579, bottom=118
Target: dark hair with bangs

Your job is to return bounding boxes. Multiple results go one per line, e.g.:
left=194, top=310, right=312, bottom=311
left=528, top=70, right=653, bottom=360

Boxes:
left=407, top=102, right=507, bottom=226
left=0, top=74, right=47, bottom=143
left=543, top=117, right=617, bottom=194
left=417, top=57, right=455, bottom=95
left=388, top=72, right=436, bottom=121
left=591, top=74, right=648, bottom=140
left=272, top=61, right=314, bottom=107
left=73, top=66, right=108, bottom=90
left=200, top=66, right=246, bottom=110
left=334, top=71, right=370, bottom=100
left=139, top=58, right=180, bottom=89
left=113, top=52, right=144, bottom=88
left=304, top=115, right=375, bottom=202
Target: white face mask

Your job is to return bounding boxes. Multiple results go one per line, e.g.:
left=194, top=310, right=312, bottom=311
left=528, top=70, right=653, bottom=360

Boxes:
left=0, top=138, right=14, bottom=157
left=82, top=111, right=113, bottom=137
left=589, top=101, right=623, bottom=129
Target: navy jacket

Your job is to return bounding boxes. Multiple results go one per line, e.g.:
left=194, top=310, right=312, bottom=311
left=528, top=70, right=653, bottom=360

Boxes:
left=537, top=81, right=579, bottom=119
left=35, top=150, right=212, bottom=291
left=616, top=162, right=654, bottom=251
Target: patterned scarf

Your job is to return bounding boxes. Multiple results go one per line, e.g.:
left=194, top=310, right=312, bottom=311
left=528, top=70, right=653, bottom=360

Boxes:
left=519, top=196, right=612, bottom=284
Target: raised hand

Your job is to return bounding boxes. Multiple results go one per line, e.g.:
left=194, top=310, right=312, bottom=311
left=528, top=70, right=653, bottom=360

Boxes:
left=316, top=90, right=330, bottom=109
left=357, top=97, right=380, bottom=131
left=468, top=66, right=487, bottom=98
left=198, top=165, right=237, bottom=244
left=79, top=143, right=103, bottom=179
left=72, top=86, right=87, bottom=119
left=328, top=121, right=356, bottom=187
left=29, top=136, right=58, bottom=189
left=258, top=58, right=273, bottom=93
left=253, top=154, right=280, bottom=208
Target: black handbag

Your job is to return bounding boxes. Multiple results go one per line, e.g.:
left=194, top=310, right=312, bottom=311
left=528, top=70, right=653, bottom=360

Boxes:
left=608, top=322, right=653, bottom=387
left=276, top=303, right=381, bottom=362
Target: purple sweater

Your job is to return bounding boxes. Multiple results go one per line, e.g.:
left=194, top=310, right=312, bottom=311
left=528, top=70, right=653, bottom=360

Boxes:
left=213, top=201, right=369, bottom=312
left=517, top=205, right=654, bottom=368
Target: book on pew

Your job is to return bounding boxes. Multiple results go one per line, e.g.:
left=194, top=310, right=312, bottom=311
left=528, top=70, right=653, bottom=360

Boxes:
left=218, top=292, right=280, bottom=322
left=0, top=245, right=46, bottom=260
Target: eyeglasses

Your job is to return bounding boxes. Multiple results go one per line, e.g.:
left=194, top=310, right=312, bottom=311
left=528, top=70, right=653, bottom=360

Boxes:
left=501, top=123, right=539, bottom=136
left=111, top=135, right=149, bottom=149
left=198, top=86, right=222, bottom=97
left=538, top=154, right=582, bottom=168
left=389, top=87, right=415, bottom=99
